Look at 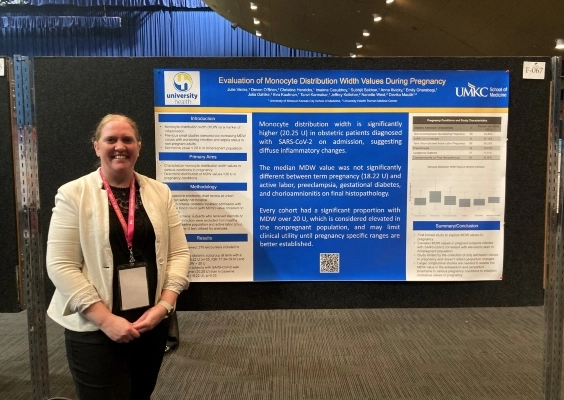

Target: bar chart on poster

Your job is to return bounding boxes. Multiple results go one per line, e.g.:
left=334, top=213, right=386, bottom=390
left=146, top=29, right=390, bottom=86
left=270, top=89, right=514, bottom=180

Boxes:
left=153, top=69, right=509, bottom=282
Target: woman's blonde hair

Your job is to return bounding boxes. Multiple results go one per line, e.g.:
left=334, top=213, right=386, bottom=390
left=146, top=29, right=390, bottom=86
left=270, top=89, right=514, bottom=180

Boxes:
left=91, top=114, right=141, bottom=144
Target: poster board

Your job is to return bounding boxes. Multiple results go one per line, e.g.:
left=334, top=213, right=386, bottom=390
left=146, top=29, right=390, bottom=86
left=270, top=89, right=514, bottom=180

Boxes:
left=32, top=57, right=548, bottom=309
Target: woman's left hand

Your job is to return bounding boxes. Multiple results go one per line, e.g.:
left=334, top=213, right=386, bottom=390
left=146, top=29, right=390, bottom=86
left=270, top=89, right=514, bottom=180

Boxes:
left=131, top=305, right=168, bottom=333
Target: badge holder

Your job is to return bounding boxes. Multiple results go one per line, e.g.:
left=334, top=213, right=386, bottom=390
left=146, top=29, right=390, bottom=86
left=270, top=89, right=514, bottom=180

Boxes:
left=117, top=249, right=150, bottom=311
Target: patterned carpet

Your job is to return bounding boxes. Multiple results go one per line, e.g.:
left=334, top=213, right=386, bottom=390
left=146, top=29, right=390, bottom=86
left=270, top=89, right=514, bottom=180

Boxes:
left=0, top=307, right=549, bottom=399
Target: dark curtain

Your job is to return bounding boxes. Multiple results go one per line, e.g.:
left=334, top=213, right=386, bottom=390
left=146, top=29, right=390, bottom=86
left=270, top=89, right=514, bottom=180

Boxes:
left=0, top=5, right=328, bottom=57
left=23, top=0, right=206, bottom=6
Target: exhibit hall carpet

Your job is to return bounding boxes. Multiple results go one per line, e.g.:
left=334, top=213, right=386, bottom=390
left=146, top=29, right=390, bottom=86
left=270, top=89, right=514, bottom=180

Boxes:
left=0, top=307, right=549, bottom=399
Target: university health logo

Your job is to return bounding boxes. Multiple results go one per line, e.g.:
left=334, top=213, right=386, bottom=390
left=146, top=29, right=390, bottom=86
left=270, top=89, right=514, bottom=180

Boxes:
left=455, top=82, right=488, bottom=97
left=173, top=72, right=193, bottom=92
left=164, top=70, right=200, bottom=105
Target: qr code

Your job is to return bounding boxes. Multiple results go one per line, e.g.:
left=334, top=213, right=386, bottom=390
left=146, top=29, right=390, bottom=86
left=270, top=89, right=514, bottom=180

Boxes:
left=320, top=253, right=340, bottom=273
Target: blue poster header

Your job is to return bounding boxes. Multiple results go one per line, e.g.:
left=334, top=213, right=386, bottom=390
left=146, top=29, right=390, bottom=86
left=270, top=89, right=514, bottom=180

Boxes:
left=155, top=69, right=510, bottom=108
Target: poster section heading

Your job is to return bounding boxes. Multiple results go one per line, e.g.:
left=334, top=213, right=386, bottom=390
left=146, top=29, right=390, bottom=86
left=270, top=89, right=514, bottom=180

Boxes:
left=154, top=69, right=509, bottom=108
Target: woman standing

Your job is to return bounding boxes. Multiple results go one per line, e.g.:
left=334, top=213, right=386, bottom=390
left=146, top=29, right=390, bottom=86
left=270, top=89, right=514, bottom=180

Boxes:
left=46, top=114, right=190, bottom=399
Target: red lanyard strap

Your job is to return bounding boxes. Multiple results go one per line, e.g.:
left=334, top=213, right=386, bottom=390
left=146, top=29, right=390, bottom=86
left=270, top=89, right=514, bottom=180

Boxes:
left=100, top=170, right=136, bottom=262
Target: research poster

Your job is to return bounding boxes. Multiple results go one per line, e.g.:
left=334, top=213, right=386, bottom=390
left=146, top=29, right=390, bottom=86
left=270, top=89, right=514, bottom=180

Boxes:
left=154, top=69, right=509, bottom=282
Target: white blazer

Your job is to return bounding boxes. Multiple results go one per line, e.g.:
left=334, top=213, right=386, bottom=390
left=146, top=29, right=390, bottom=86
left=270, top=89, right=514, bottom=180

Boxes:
left=46, top=169, right=190, bottom=331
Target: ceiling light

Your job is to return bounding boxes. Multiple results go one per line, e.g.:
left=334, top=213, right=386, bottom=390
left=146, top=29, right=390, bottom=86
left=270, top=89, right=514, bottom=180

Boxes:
left=350, top=53, right=357, bottom=58
left=356, top=42, right=363, bottom=48
left=362, top=29, right=370, bottom=37
left=556, top=39, right=564, bottom=49
left=386, top=0, right=394, bottom=3
left=256, top=30, right=262, bottom=37
left=253, top=18, right=260, bottom=25
left=250, top=2, right=257, bottom=10
left=373, top=13, right=382, bottom=22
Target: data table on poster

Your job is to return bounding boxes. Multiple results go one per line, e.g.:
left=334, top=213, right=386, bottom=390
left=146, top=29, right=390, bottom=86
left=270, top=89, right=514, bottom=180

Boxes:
left=412, top=116, right=501, bottom=161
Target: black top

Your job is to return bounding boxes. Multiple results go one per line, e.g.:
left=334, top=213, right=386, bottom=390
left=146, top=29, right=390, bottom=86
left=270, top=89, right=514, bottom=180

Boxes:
left=105, top=182, right=157, bottom=323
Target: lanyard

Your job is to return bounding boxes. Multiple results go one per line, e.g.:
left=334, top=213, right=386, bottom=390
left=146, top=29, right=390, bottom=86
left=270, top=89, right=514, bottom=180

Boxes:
left=100, top=170, right=136, bottom=263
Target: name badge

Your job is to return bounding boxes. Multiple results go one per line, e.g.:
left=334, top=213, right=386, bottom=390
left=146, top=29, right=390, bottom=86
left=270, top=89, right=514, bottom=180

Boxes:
left=117, top=262, right=150, bottom=310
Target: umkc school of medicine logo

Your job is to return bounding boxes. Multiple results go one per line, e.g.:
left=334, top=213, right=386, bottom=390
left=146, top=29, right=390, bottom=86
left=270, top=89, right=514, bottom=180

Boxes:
left=455, top=82, right=488, bottom=97
left=164, top=71, right=201, bottom=105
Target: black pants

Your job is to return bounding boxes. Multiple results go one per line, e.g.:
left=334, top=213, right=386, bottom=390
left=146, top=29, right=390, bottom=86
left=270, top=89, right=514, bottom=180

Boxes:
left=64, top=318, right=170, bottom=400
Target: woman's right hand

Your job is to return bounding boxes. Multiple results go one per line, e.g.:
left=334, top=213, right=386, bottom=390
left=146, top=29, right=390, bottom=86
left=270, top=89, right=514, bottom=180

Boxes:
left=83, top=301, right=140, bottom=343
left=99, top=314, right=141, bottom=343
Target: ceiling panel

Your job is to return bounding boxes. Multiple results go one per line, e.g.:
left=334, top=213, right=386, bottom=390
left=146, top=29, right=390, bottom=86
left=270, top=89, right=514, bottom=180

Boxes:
left=391, top=0, right=450, bottom=23
left=445, top=42, right=484, bottom=57
left=430, top=0, right=517, bottom=41
left=404, top=25, right=463, bottom=56
left=204, top=0, right=564, bottom=57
